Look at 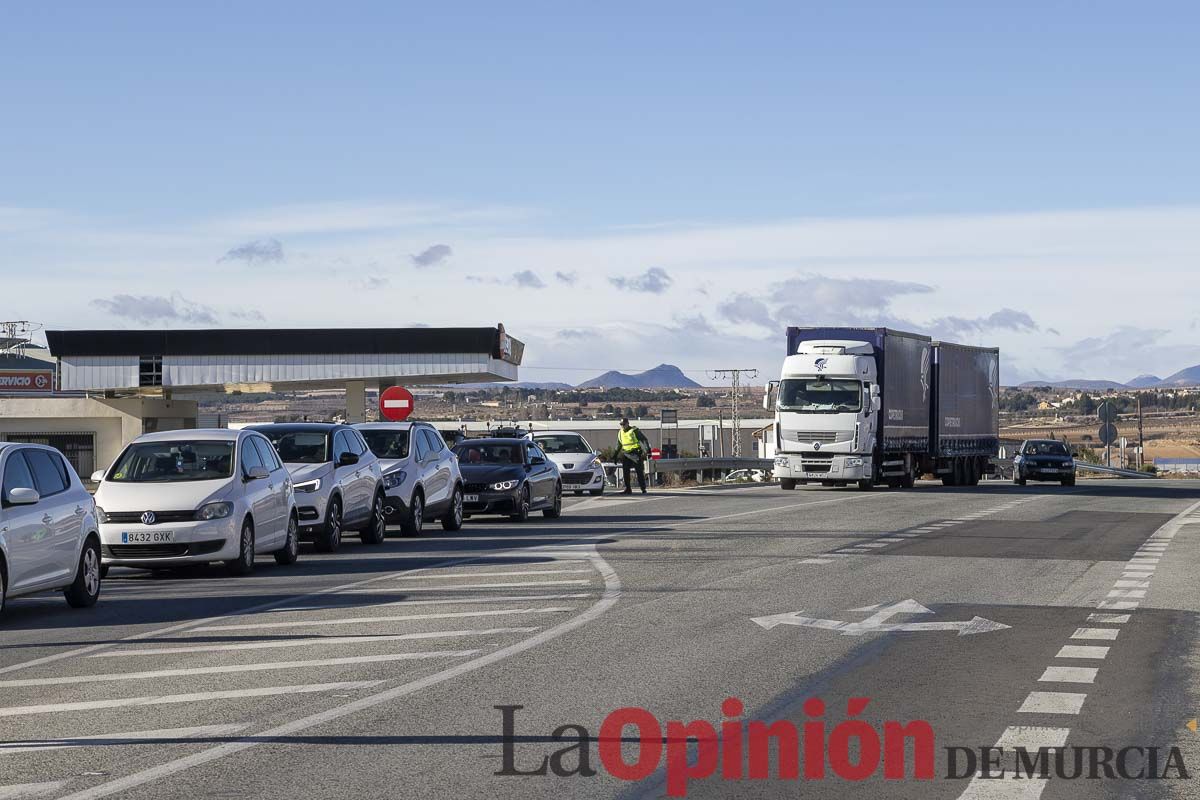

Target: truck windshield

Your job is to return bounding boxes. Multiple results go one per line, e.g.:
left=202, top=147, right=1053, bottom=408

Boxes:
left=779, top=379, right=862, bottom=412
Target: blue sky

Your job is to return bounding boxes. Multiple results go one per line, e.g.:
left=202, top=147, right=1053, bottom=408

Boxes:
left=3, top=2, right=1199, bottom=384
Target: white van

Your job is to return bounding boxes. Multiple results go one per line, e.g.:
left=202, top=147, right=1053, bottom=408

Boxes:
left=93, top=429, right=298, bottom=575
left=0, top=443, right=102, bottom=615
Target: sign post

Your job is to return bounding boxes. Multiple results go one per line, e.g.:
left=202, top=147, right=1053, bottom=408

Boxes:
left=379, top=385, right=415, bottom=421
left=1097, top=402, right=1117, bottom=467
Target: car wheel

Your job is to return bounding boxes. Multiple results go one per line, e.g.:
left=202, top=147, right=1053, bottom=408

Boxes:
left=360, top=493, right=387, bottom=545
left=543, top=483, right=562, bottom=519
left=1062, top=476, right=1076, bottom=487
left=226, top=520, right=255, bottom=576
left=274, top=514, right=300, bottom=565
left=401, top=492, right=424, bottom=537
left=780, top=479, right=797, bottom=491
left=441, top=487, right=464, bottom=531
left=64, top=538, right=102, bottom=609
left=509, top=487, right=530, bottom=522
left=315, top=499, right=342, bottom=553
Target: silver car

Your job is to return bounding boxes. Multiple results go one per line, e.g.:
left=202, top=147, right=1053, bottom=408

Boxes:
left=354, top=422, right=463, bottom=536
left=0, top=443, right=102, bottom=615
left=250, top=423, right=386, bottom=551
left=93, top=429, right=299, bottom=575
left=529, top=431, right=606, bottom=496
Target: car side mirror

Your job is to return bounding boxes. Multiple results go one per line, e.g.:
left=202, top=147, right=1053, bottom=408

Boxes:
left=338, top=452, right=359, bottom=467
left=90, top=470, right=106, bottom=482
left=245, top=465, right=270, bottom=481
left=5, top=487, right=40, bottom=505
left=530, top=456, right=546, bottom=466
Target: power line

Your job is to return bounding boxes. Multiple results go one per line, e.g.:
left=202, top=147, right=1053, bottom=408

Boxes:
left=707, top=368, right=759, bottom=457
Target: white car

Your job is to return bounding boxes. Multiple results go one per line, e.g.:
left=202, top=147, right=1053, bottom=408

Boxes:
left=529, top=431, right=606, bottom=496
left=92, top=429, right=299, bottom=575
left=1, top=443, right=102, bottom=615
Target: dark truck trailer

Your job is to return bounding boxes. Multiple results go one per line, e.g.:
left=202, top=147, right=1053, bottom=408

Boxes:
left=925, top=341, right=1000, bottom=485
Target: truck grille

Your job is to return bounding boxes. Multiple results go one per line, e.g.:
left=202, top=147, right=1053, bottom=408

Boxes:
left=793, top=431, right=841, bottom=443
left=801, top=457, right=834, bottom=474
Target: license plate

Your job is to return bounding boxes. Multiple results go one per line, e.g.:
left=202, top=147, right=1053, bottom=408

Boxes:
left=121, top=530, right=175, bottom=544
left=463, top=495, right=479, bottom=503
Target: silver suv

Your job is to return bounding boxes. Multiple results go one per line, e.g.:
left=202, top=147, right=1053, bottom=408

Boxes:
left=354, top=422, right=464, bottom=536
left=250, top=423, right=385, bottom=552
left=1, top=443, right=102, bottom=615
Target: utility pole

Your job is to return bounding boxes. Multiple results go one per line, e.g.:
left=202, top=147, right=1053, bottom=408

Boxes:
left=709, top=368, right=758, bottom=457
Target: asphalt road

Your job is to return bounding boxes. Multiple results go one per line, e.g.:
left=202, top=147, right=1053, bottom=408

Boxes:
left=1, top=479, right=1199, bottom=800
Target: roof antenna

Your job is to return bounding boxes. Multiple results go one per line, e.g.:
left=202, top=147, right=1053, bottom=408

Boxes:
left=0, top=320, right=43, bottom=360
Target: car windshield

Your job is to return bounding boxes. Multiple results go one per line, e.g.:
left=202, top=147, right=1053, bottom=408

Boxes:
left=1024, top=441, right=1069, bottom=457
left=260, top=431, right=329, bottom=464
left=108, top=441, right=234, bottom=482
left=360, top=429, right=410, bottom=459
left=535, top=434, right=590, bottom=454
left=779, top=378, right=863, bottom=412
left=453, top=443, right=525, bottom=465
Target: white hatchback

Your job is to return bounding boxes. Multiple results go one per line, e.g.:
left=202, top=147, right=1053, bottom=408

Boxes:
left=93, top=429, right=299, bottom=575
left=0, top=443, right=102, bottom=615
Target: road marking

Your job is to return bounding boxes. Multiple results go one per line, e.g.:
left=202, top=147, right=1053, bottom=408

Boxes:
left=1122, top=571, right=1153, bottom=578
left=395, top=569, right=591, bottom=580
left=1113, top=580, right=1150, bottom=589
left=54, top=546, right=622, bottom=800
left=382, top=579, right=592, bottom=591
left=1038, top=666, right=1098, bottom=684
left=1018, top=691, right=1087, bottom=714
left=1087, top=613, right=1130, bottom=624
left=0, top=652, right=480, bottom=688
left=1107, top=589, right=1145, bottom=599
left=1055, top=645, right=1109, bottom=659
left=1096, top=600, right=1139, bottom=610
left=856, top=542, right=889, bottom=548
left=1071, top=627, right=1120, bottom=641
left=994, top=725, right=1070, bottom=749
left=753, top=599, right=1009, bottom=637
left=193, top=606, right=574, bottom=632
left=89, top=627, right=540, bottom=657
left=0, top=725, right=247, bottom=755
left=0, top=782, right=71, bottom=799
left=272, top=592, right=593, bottom=612
left=876, top=537, right=904, bottom=543
left=800, top=559, right=834, bottom=565
left=0, top=682, right=382, bottom=718
left=893, top=533, right=920, bottom=538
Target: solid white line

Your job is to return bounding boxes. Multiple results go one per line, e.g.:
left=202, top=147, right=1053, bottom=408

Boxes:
left=994, top=725, right=1070, bottom=749
left=800, top=559, right=833, bottom=565
left=385, top=579, right=592, bottom=591
left=1087, top=613, right=1131, bottom=624
left=194, top=606, right=575, bottom=632
left=0, top=682, right=382, bottom=718
left=1018, top=691, right=1087, bottom=714
left=273, top=593, right=592, bottom=611
left=55, top=547, right=623, bottom=800
left=1113, top=580, right=1150, bottom=589
left=0, top=652, right=480, bottom=688
left=395, top=569, right=590, bottom=580
left=1071, top=627, right=1119, bottom=641
left=1038, top=666, right=1098, bottom=684
left=1056, top=645, right=1110, bottom=659
left=0, top=725, right=247, bottom=755
left=89, top=627, right=539, bottom=657
left=0, top=782, right=71, bottom=800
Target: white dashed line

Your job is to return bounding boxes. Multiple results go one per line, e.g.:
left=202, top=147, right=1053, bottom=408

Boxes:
left=1070, top=627, right=1120, bottom=641
left=1038, top=666, right=1098, bottom=684
left=1018, top=691, right=1087, bottom=714
left=1055, top=645, right=1110, bottom=659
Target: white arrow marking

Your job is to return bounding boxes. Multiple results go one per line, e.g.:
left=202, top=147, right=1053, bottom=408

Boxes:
left=752, top=599, right=1009, bottom=637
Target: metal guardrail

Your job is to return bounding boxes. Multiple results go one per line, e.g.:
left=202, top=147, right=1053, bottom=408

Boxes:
left=1075, top=462, right=1154, bottom=479
left=650, top=457, right=774, bottom=473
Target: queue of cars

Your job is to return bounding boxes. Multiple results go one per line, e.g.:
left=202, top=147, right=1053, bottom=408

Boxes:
left=0, top=422, right=570, bottom=617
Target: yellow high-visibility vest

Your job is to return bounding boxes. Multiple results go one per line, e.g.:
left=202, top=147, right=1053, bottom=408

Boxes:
left=618, top=428, right=642, bottom=452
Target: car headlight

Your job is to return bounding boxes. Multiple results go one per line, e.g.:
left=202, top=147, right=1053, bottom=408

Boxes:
left=1064, top=460, right=1074, bottom=468
left=95, top=506, right=108, bottom=523
left=490, top=479, right=519, bottom=491
left=383, top=470, right=407, bottom=489
left=195, top=501, right=234, bottom=521
left=294, top=479, right=321, bottom=493
left=845, top=457, right=863, bottom=466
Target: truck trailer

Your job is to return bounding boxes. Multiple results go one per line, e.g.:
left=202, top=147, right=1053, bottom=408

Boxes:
left=765, top=327, right=999, bottom=489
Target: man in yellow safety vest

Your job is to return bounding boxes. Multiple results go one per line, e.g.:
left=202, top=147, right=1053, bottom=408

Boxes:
left=615, top=417, right=650, bottom=494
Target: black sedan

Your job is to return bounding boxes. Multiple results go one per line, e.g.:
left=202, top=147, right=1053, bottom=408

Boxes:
left=452, top=438, right=562, bottom=521
left=1013, top=439, right=1076, bottom=486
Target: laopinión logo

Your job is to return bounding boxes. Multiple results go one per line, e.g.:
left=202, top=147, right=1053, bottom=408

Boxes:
left=495, top=699, right=1190, bottom=797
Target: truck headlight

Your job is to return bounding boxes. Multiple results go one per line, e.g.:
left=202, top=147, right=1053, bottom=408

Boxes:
left=491, top=479, right=519, bottom=491
left=294, top=479, right=321, bottom=493
left=382, top=470, right=407, bottom=489
left=195, top=501, right=234, bottom=521
left=775, top=457, right=788, bottom=466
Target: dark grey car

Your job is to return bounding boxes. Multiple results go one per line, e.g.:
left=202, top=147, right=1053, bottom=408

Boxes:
left=1013, top=439, right=1076, bottom=486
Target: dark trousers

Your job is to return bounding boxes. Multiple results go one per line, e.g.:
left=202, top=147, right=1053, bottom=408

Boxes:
left=619, top=451, right=647, bottom=491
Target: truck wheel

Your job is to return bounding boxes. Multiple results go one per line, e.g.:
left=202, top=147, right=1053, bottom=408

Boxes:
left=1014, top=475, right=1026, bottom=486
left=780, top=479, right=797, bottom=491
left=901, top=468, right=916, bottom=489
left=1061, top=476, right=1076, bottom=487
left=856, top=479, right=873, bottom=491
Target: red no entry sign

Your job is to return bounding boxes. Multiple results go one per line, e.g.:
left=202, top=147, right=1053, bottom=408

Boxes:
left=650, top=448, right=662, bottom=461
left=379, top=385, right=415, bottom=421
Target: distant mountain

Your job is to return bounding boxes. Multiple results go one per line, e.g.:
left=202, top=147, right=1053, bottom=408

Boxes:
left=1017, top=379, right=1127, bottom=390
left=1126, top=374, right=1163, bottom=389
left=1158, top=364, right=1200, bottom=387
left=577, top=363, right=701, bottom=389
